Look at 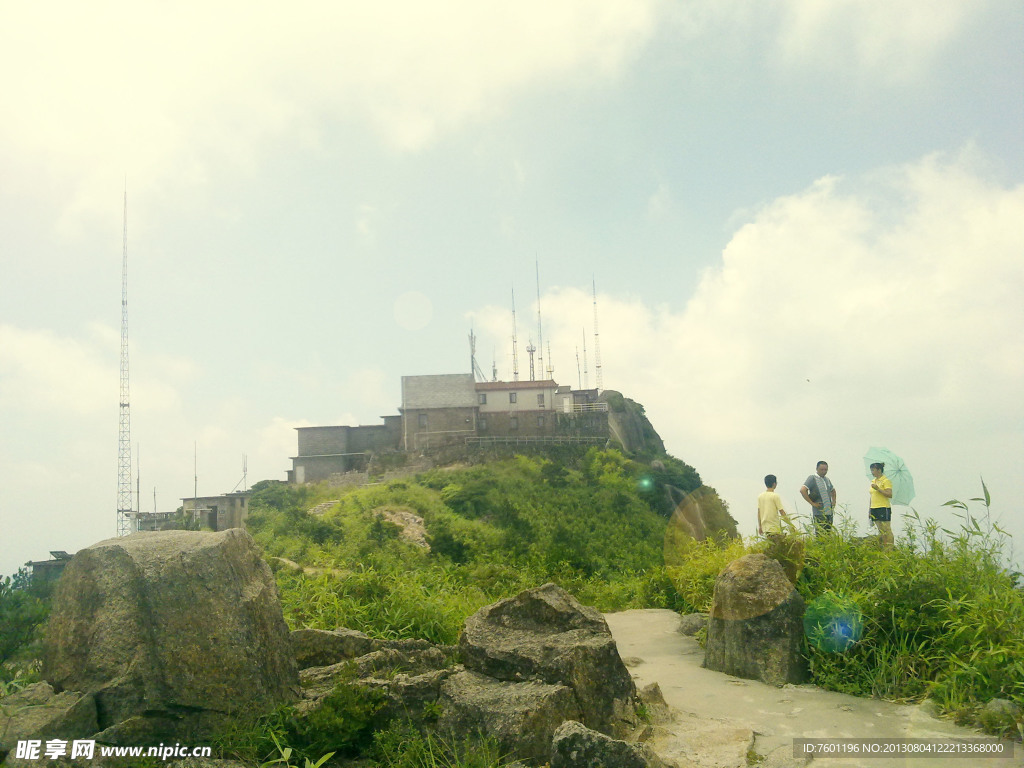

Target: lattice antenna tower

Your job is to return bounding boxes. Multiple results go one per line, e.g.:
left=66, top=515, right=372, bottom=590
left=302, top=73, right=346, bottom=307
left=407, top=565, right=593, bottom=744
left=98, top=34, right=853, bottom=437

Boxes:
left=593, top=277, right=603, bottom=393
left=116, top=187, right=133, bottom=536
left=526, top=339, right=536, bottom=381
left=511, top=286, right=520, bottom=382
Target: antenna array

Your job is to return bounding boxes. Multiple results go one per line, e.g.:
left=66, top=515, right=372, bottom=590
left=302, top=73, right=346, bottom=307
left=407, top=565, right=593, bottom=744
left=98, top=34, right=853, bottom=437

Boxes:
left=469, top=328, right=487, bottom=381
left=535, top=260, right=544, bottom=379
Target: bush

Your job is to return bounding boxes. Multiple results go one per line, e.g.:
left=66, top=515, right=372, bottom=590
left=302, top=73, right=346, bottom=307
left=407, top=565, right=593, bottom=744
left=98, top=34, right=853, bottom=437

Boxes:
left=0, top=568, right=53, bottom=666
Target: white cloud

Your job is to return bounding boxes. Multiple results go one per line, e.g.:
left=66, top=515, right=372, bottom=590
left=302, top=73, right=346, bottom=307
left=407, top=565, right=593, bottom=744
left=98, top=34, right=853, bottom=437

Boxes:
left=0, top=1, right=661, bottom=230
left=0, top=325, right=114, bottom=415
left=0, top=324, right=190, bottom=417
left=646, top=183, right=673, bottom=222
left=775, top=0, right=970, bottom=83
left=472, top=150, right=1024, bottom=547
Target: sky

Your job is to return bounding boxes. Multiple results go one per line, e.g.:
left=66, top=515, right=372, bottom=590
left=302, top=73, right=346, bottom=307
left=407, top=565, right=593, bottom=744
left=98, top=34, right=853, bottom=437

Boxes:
left=1, top=1, right=1022, bottom=578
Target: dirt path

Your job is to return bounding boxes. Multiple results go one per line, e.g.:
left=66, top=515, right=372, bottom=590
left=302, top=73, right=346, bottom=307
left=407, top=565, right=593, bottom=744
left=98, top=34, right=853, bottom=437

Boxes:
left=604, top=609, right=1020, bottom=768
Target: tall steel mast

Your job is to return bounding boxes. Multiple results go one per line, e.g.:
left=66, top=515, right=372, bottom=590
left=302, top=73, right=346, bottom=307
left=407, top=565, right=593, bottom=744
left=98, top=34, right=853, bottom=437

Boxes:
left=117, top=187, right=133, bottom=536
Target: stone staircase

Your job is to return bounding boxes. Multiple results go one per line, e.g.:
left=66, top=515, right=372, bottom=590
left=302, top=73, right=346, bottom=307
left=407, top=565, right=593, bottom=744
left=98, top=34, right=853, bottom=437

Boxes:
left=306, top=500, right=339, bottom=516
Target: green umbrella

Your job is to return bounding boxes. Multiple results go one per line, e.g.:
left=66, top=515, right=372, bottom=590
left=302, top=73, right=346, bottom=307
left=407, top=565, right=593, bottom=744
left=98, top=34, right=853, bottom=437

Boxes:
left=863, top=447, right=915, bottom=506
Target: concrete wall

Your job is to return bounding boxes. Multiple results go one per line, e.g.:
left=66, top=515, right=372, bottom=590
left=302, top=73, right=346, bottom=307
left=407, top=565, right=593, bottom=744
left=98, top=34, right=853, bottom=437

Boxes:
left=297, top=421, right=402, bottom=457
left=348, top=422, right=402, bottom=452
left=479, top=410, right=555, bottom=437
left=477, top=383, right=558, bottom=414
left=402, top=373, right=477, bottom=409
left=182, top=493, right=250, bottom=531
left=297, top=426, right=350, bottom=457
left=403, top=406, right=477, bottom=450
left=293, top=454, right=368, bottom=483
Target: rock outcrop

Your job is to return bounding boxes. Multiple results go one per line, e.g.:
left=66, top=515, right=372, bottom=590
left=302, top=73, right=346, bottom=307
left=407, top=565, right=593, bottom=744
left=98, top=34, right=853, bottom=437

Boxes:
left=438, top=671, right=580, bottom=763
left=43, top=529, right=299, bottom=743
left=703, top=554, right=807, bottom=686
left=459, top=582, right=637, bottom=736
left=550, top=720, right=652, bottom=768
left=0, top=683, right=98, bottom=763
left=293, top=583, right=642, bottom=765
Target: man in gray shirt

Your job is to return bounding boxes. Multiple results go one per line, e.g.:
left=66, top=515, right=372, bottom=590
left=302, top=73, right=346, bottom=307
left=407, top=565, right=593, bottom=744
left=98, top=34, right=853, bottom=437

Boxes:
left=801, top=460, right=836, bottom=534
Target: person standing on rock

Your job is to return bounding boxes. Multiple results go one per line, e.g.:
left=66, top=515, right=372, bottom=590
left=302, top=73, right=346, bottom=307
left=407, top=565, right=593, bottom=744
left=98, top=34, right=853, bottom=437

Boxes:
left=757, top=474, right=787, bottom=538
left=800, top=460, right=836, bottom=534
left=868, top=462, right=894, bottom=549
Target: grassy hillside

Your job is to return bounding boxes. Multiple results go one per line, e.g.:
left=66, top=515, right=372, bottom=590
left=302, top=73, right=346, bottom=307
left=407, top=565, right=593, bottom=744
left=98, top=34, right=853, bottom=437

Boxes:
left=3, top=446, right=1019, bottom=761
left=246, top=447, right=715, bottom=644
left=248, top=461, right=1022, bottom=741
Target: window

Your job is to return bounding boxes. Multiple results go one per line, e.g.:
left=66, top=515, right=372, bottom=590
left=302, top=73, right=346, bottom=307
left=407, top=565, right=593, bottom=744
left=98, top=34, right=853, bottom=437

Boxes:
left=418, top=413, right=427, bottom=429
left=478, top=393, right=487, bottom=404
left=509, top=416, right=519, bottom=430
left=509, top=392, right=517, bottom=403
left=537, top=393, right=545, bottom=407
left=479, top=418, right=487, bottom=431
left=537, top=416, right=545, bottom=427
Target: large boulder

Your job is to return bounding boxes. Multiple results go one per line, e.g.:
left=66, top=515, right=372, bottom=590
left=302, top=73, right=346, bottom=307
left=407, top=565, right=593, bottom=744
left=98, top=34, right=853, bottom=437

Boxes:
left=43, top=529, right=299, bottom=742
left=459, top=583, right=637, bottom=736
left=703, top=554, right=807, bottom=685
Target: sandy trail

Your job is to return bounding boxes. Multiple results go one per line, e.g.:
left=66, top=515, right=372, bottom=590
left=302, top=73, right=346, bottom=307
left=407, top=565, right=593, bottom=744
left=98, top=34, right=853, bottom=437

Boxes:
left=604, top=609, right=1020, bottom=768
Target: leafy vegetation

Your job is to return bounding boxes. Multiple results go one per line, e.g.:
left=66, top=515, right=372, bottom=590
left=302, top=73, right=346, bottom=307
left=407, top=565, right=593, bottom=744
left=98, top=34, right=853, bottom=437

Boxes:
left=215, top=672, right=385, bottom=765
left=0, top=567, right=52, bottom=692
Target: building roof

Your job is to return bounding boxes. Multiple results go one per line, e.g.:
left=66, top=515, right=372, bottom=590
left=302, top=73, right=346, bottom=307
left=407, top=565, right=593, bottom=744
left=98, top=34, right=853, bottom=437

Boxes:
left=402, top=373, right=477, bottom=409
left=476, top=379, right=558, bottom=391
left=180, top=491, right=251, bottom=503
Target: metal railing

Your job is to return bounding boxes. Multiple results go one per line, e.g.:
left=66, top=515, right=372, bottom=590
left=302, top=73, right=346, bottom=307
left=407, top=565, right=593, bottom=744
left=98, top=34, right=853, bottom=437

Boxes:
left=465, top=436, right=606, bottom=446
left=565, top=402, right=609, bottom=413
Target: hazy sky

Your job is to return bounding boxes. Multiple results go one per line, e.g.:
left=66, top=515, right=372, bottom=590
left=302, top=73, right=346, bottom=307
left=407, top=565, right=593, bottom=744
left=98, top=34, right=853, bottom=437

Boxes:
left=2, top=1, right=1022, bottom=577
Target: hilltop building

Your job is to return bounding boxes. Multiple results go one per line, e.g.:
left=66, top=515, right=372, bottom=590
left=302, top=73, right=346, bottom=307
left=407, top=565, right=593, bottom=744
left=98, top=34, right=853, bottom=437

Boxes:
left=288, top=373, right=610, bottom=484
left=25, top=551, right=74, bottom=584
left=181, top=492, right=251, bottom=531
left=127, top=491, right=252, bottom=533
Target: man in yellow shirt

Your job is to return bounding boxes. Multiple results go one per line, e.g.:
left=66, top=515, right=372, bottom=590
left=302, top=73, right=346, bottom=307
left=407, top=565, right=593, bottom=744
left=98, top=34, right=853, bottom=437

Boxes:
left=757, top=474, right=787, bottom=537
left=869, top=462, right=894, bottom=549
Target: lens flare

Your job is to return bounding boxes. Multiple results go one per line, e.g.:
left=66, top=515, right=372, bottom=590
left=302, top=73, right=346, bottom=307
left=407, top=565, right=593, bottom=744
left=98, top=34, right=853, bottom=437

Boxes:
left=803, top=595, right=864, bottom=653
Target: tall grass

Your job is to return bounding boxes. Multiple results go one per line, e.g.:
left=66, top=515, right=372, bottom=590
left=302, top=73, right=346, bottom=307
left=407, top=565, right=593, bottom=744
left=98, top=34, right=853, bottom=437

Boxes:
left=796, top=489, right=1023, bottom=737
left=656, top=486, right=1022, bottom=738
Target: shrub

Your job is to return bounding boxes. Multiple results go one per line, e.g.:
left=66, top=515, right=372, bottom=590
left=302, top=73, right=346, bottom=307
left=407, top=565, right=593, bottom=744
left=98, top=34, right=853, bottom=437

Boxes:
left=0, top=568, right=53, bottom=666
